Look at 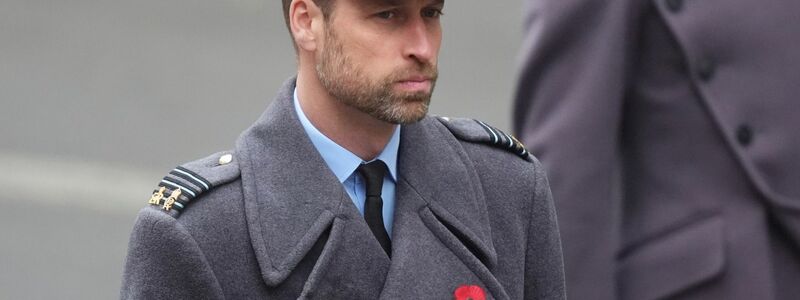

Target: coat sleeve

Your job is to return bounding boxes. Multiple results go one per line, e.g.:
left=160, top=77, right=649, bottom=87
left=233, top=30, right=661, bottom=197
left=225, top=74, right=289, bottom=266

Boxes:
left=120, top=207, right=224, bottom=300
left=513, top=0, right=643, bottom=299
left=524, top=158, right=566, bottom=299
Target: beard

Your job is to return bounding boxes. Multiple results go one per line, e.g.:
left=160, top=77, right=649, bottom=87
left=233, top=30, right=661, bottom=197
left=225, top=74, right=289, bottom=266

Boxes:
left=315, top=27, right=438, bottom=124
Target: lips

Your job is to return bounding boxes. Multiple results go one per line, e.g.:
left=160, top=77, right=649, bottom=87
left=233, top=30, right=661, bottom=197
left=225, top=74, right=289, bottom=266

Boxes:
left=395, top=80, right=431, bottom=92
left=398, top=76, right=432, bottom=83
left=395, top=76, right=433, bottom=92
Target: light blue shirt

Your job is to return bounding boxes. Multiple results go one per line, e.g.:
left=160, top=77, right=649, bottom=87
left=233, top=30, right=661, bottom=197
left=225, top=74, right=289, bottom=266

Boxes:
left=293, top=88, right=399, bottom=237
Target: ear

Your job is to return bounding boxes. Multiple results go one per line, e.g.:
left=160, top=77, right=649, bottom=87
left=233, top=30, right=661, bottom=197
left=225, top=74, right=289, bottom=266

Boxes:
left=290, top=0, right=325, bottom=52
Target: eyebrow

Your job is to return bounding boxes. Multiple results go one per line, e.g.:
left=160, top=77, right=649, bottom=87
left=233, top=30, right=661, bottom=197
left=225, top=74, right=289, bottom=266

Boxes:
left=354, top=0, right=399, bottom=8
left=358, top=0, right=445, bottom=8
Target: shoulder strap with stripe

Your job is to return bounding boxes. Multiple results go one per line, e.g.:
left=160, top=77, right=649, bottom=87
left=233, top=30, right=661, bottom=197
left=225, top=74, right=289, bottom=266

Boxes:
left=147, top=151, right=241, bottom=216
left=436, top=116, right=532, bottom=161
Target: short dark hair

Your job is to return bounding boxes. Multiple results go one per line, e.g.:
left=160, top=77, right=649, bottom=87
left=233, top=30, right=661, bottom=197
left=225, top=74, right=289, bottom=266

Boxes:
left=282, top=0, right=335, bottom=32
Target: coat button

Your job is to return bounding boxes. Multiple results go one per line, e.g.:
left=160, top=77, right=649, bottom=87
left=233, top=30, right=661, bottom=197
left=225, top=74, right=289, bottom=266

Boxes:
left=666, top=0, right=683, bottom=12
left=697, top=59, right=716, bottom=81
left=736, top=125, right=754, bottom=146
left=219, top=154, right=233, bottom=165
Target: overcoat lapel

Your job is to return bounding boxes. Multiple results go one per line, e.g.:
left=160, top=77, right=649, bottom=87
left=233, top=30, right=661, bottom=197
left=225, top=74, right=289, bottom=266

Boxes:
left=235, top=78, right=391, bottom=298
left=381, top=118, right=509, bottom=300
left=234, top=77, right=507, bottom=298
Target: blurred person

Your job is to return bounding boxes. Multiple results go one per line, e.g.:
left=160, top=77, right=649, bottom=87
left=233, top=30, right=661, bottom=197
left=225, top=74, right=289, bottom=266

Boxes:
left=120, top=0, right=565, bottom=299
left=513, top=0, right=800, bottom=299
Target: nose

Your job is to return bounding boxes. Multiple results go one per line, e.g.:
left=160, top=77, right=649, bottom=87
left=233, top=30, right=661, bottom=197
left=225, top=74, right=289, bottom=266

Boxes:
left=403, top=18, right=438, bottom=64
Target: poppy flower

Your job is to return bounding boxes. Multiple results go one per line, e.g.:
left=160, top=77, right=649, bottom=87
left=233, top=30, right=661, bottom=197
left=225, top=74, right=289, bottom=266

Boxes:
left=454, top=285, right=486, bottom=300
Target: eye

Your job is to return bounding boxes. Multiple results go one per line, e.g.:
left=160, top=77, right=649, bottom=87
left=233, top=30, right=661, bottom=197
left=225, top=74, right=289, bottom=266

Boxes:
left=422, top=8, right=443, bottom=19
left=376, top=10, right=396, bottom=20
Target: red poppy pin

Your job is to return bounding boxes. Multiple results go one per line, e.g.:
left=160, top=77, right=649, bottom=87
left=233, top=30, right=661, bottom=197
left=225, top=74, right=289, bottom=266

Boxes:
left=454, top=285, right=486, bottom=300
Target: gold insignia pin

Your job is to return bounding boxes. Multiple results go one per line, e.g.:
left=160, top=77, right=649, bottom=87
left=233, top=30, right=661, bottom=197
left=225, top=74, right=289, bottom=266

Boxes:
left=149, top=187, right=166, bottom=205
left=162, top=188, right=182, bottom=211
left=510, top=134, right=522, bottom=146
left=510, top=134, right=527, bottom=150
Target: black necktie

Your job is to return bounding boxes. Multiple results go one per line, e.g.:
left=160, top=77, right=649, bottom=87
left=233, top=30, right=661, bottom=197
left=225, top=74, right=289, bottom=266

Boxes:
left=357, top=160, right=392, bottom=258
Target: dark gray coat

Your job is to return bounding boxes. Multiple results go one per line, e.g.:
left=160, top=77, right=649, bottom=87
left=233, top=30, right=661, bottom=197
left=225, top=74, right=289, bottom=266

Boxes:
left=514, top=0, right=800, bottom=299
left=121, top=78, right=565, bottom=299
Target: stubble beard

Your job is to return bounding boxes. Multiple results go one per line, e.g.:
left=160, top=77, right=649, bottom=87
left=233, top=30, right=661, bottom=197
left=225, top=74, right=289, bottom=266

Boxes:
left=315, top=27, right=438, bottom=125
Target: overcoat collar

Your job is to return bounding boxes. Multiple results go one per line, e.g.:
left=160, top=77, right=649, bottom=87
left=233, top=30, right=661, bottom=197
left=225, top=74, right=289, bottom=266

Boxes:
left=235, top=77, right=498, bottom=295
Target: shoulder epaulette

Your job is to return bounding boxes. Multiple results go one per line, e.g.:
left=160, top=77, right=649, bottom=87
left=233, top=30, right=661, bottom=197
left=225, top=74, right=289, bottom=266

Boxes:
left=147, top=151, right=241, bottom=216
left=436, top=116, right=532, bottom=161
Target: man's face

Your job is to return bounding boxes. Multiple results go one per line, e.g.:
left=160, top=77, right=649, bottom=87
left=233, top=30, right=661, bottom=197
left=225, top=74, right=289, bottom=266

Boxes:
left=315, top=0, right=444, bottom=124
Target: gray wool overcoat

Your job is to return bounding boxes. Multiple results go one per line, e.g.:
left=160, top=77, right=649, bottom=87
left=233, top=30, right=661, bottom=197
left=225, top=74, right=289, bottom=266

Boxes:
left=121, top=78, right=566, bottom=299
left=514, top=0, right=800, bottom=299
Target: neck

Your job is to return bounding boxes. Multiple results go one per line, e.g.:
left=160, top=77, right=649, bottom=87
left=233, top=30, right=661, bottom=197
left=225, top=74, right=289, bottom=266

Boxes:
left=296, top=66, right=396, bottom=161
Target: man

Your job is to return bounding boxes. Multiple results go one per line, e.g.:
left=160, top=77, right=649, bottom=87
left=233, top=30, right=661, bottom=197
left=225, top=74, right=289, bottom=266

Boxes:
left=514, top=0, right=800, bottom=299
left=121, top=0, right=565, bottom=299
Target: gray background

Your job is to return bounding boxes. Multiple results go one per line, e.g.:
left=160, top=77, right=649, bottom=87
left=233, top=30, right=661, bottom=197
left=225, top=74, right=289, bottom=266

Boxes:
left=0, top=0, right=523, bottom=298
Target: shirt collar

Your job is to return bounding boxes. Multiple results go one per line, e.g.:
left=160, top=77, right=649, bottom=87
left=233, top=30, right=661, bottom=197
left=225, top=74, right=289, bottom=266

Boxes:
left=293, top=88, right=400, bottom=183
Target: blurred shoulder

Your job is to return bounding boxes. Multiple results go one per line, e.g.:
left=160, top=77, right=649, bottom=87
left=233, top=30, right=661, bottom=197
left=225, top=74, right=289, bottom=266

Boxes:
left=433, top=116, right=534, bottom=163
left=430, top=116, right=551, bottom=223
